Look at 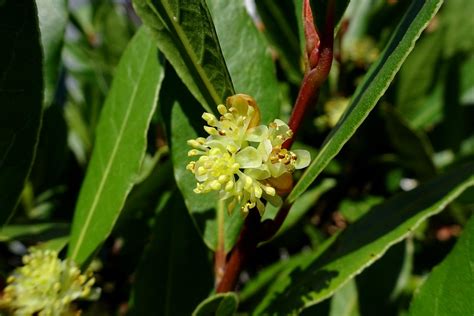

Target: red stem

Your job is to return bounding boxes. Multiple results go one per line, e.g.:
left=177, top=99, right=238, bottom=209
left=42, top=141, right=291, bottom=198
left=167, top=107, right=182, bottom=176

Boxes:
left=216, top=209, right=261, bottom=293
left=283, top=0, right=335, bottom=149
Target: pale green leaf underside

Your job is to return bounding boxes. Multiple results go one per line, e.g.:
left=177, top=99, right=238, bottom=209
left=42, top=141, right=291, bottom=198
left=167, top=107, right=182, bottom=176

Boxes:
left=67, top=28, right=165, bottom=264
left=256, top=162, right=474, bottom=314
left=288, top=0, right=444, bottom=204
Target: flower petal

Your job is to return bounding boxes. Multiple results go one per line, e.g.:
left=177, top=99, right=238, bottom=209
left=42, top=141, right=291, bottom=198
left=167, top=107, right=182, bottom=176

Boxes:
left=245, top=166, right=271, bottom=180
left=293, top=149, right=311, bottom=169
left=235, top=146, right=263, bottom=168
left=268, top=162, right=287, bottom=178
left=246, top=125, right=268, bottom=142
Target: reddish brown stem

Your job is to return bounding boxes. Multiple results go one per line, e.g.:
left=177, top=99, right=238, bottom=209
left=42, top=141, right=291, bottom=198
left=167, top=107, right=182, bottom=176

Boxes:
left=216, top=209, right=261, bottom=293
left=214, top=204, right=226, bottom=286
left=283, top=0, right=335, bottom=149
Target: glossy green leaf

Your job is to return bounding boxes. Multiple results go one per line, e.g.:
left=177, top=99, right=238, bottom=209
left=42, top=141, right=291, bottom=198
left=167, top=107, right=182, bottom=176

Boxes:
left=132, top=0, right=234, bottom=112
left=67, top=28, right=165, bottom=264
left=255, top=162, right=474, bottom=314
left=192, top=293, right=239, bottom=316
left=161, top=68, right=243, bottom=251
left=409, top=215, right=474, bottom=316
left=207, top=0, right=281, bottom=124
left=0, top=0, right=44, bottom=225
left=36, top=0, right=68, bottom=107
left=129, top=191, right=213, bottom=316
left=288, top=0, right=444, bottom=204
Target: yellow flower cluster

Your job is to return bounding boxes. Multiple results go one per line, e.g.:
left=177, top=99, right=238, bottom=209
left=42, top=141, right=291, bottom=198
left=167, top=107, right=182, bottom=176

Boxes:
left=0, top=249, right=96, bottom=316
left=187, top=94, right=310, bottom=215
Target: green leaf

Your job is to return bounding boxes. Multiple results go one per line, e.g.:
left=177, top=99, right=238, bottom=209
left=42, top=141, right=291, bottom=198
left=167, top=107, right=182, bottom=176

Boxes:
left=0, top=0, right=44, bottom=225
left=440, top=0, right=474, bottom=58
left=255, top=0, right=302, bottom=83
left=29, top=102, right=68, bottom=193
left=161, top=68, right=243, bottom=251
left=383, top=105, right=437, bottom=180
left=36, top=0, right=68, bottom=107
left=67, top=27, right=165, bottom=264
left=207, top=0, right=281, bottom=124
left=132, top=0, right=234, bottom=112
left=395, top=28, right=444, bottom=128
left=192, top=293, right=239, bottom=316
left=288, top=0, right=444, bottom=204
left=255, top=162, right=474, bottom=314
left=339, top=195, right=384, bottom=223
left=356, top=240, right=413, bottom=315
left=129, top=191, right=213, bottom=316
left=35, top=236, right=69, bottom=252
left=408, top=215, right=474, bottom=316
left=0, top=223, right=69, bottom=242
left=329, top=279, right=360, bottom=316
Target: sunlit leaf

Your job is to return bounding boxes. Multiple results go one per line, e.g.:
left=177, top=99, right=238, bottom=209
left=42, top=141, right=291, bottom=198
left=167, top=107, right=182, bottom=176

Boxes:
left=67, top=28, right=165, bottom=264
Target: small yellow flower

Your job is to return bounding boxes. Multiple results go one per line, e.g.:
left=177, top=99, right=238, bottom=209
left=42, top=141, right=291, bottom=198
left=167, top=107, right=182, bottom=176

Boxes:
left=0, top=249, right=97, bottom=316
left=187, top=94, right=311, bottom=215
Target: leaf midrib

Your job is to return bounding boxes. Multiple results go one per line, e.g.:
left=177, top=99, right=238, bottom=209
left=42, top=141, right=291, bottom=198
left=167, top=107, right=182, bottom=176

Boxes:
left=147, top=0, right=223, bottom=112
left=69, top=42, right=153, bottom=261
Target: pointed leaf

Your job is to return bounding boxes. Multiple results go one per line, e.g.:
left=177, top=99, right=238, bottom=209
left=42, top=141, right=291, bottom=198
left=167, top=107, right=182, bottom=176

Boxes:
left=67, top=28, right=165, bottom=264
left=0, top=0, right=44, bottom=225
left=36, top=0, right=68, bottom=107
left=132, top=0, right=234, bottom=112
left=256, top=162, right=474, bottom=314
left=288, top=0, right=444, bottom=204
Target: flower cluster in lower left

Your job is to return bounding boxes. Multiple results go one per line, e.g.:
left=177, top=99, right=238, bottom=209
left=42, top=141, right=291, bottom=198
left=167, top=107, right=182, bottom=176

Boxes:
left=0, top=249, right=97, bottom=316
